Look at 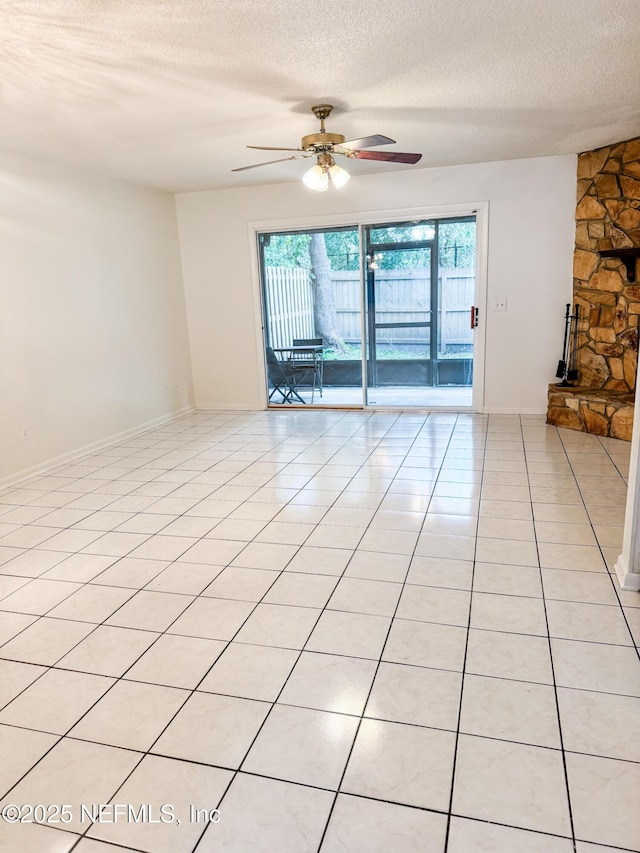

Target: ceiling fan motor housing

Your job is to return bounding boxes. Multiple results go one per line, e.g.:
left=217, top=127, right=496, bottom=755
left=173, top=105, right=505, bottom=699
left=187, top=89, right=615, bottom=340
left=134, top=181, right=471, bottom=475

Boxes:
left=301, top=131, right=346, bottom=150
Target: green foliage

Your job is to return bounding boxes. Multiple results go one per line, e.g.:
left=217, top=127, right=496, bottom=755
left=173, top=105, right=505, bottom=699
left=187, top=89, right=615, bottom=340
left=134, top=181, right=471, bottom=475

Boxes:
left=263, top=230, right=361, bottom=271
left=323, top=343, right=429, bottom=361
left=439, top=221, right=476, bottom=268
left=373, top=249, right=428, bottom=270
left=263, top=233, right=311, bottom=268
left=368, top=221, right=476, bottom=270
left=323, top=343, right=362, bottom=361
left=262, top=220, right=476, bottom=272
left=324, top=231, right=360, bottom=270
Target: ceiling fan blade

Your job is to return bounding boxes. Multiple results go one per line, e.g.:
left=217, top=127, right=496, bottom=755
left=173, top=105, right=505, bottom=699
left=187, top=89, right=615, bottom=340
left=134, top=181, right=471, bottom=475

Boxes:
left=247, top=145, right=306, bottom=152
left=352, top=150, right=422, bottom=164
left=341, top=134, right=395, bottom=149
left=231, top=154, right=311, bottom=172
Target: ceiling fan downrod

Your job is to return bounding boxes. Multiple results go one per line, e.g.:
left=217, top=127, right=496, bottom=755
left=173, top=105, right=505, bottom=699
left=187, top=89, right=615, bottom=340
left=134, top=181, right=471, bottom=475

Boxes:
left=302, top=105, right=345, bottom=151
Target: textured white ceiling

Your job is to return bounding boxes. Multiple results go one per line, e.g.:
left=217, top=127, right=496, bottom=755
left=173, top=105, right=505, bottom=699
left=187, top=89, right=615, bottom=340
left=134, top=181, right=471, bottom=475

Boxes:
left=2, top=0, right=639, bottom=192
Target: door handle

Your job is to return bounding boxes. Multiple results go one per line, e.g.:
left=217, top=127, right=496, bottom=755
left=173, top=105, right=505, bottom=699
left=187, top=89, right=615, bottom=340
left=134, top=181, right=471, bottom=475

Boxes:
left=470, top=306, right=479, bottom=329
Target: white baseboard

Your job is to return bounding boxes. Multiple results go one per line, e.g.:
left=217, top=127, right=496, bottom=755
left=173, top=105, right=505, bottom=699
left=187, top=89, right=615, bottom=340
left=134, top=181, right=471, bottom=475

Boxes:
left=196, top=402, right=262, bottom=411
left=482, top=407, right=547, bottom=415
left=0, top=406, right=196, bottom=491
left=614, top=554, right=640, bottom=592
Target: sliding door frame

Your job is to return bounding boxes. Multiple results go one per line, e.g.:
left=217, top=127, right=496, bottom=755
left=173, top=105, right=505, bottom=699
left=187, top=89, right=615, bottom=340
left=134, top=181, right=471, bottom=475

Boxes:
left=248, top=202, right=488, bottom=412
left=362, top=223, right=438, bottom=397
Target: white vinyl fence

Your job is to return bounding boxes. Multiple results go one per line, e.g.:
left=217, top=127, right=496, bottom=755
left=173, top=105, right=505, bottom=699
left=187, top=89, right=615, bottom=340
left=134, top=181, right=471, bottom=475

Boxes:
left=264, top=267, right=474, bottom=350
left=264, top=268, right=315, bottom=349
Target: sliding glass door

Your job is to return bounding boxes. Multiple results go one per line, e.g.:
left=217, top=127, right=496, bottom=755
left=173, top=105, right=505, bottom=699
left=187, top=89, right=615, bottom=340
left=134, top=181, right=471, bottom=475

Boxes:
left=363, top=218, right=475, bottom=406
left=258, top=215, right=476, bottom=408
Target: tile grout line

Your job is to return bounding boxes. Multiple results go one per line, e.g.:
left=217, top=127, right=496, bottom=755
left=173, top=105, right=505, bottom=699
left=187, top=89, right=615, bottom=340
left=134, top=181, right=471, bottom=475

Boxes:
left=441, top=413, right=487, bottom=852
left=525, top=417, right=578, bottom=853
left=74, top=408, right=383, bottom=848
left=0, top=411, right=361, bottom=842
left=314, top=412, right=467, bottom=853
left=187, top=411, right=407, bottom=852
left=559, top=430, right=640, bottom=663
left=0, top=411, right=374, bottom=695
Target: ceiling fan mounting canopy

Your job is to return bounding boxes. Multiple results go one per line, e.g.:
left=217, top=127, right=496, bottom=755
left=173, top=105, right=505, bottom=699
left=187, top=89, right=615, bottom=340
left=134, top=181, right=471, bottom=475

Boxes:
left=310, top=104, right=334, bottom=121
left=231, top=104, right=422, bottom=176
left=302, top=104, right=346, bottom=149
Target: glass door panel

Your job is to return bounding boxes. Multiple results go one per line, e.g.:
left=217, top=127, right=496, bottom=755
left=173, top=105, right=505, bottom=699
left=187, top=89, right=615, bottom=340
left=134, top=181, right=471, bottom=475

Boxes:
left=367, top=222, right=436, bottom=244
left=259, top=226, right=364, bottom=407
left=363, top=217, right=475, bottom=407
left=366, top=246, right=433, bottom=406
left=436, top=219, right=476, bottom=394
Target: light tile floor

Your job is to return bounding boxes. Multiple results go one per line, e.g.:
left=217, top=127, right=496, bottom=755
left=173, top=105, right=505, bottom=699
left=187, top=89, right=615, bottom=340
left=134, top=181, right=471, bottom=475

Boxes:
left=0, top=410, right=638, bottom=853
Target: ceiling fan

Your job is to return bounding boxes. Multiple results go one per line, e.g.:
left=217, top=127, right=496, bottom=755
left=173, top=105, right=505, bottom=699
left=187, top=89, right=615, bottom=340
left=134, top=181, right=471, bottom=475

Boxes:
left=232, top=104, right=422, bottom=191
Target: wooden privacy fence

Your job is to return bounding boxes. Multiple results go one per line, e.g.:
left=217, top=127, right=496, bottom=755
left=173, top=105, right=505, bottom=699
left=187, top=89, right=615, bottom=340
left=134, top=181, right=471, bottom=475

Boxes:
left=264, top=267, right=475, bottom=350
left=440, top=268, right=476, bottom=347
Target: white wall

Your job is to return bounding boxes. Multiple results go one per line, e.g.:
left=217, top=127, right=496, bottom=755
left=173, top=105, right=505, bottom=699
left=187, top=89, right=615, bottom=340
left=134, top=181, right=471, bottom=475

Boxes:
left=615, top=386, right=640, bottom=590
left=176, top=155, right=576, bottom=412
left=0, top=149, right=194, bottom=485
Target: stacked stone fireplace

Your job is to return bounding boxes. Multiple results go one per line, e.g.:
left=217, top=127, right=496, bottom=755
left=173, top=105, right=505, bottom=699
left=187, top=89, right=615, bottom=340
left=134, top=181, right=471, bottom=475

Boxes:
left=547, top=136, right=640, bottom=441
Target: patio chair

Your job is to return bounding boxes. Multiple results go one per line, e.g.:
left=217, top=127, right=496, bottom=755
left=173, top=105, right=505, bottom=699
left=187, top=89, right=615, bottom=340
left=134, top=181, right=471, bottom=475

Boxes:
left=291, top=338, right=324, bottom=402
left=266, top=346, right=304, bottom=404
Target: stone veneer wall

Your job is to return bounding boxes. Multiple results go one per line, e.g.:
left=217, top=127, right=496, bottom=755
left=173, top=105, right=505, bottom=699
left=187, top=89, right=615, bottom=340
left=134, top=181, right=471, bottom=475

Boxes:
left=574, top=136, right=640, bottom=391
left=547, top=136, right=640, bottom=440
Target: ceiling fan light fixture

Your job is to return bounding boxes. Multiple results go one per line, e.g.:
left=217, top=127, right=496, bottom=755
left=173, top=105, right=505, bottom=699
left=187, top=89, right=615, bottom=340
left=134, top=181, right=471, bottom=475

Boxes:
left=329, top=163, right=350, bottom=188
left=303, top=164, right=329, bottom=192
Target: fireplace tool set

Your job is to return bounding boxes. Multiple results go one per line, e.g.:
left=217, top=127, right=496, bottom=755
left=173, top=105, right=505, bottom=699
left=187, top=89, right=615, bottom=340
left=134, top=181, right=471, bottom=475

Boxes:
left=556, top=303, right=580, bottom=386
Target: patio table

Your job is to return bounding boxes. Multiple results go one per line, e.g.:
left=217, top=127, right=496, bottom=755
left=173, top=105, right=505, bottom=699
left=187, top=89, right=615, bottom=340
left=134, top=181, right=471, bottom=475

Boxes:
left=272, top=345, right=324, bottom=404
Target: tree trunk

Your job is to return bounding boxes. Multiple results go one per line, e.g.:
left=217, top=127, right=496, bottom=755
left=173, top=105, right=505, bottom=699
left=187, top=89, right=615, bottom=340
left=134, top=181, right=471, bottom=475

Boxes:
left=309, top=233, right=345, bottom=351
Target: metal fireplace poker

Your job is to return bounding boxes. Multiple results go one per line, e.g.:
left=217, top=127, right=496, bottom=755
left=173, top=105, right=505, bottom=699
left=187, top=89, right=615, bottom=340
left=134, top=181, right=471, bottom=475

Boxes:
left=556, top=303, right=580, bottom=387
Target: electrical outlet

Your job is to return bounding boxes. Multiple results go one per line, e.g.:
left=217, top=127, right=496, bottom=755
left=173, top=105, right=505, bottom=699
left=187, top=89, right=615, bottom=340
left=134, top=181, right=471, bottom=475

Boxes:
left=492, top=297, right=507, bottom=312
left=179, top=378, right=186, bottom=389
left=20, top=427, right=29, bottom=441
left=162, top=384, right=168, bottom=395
